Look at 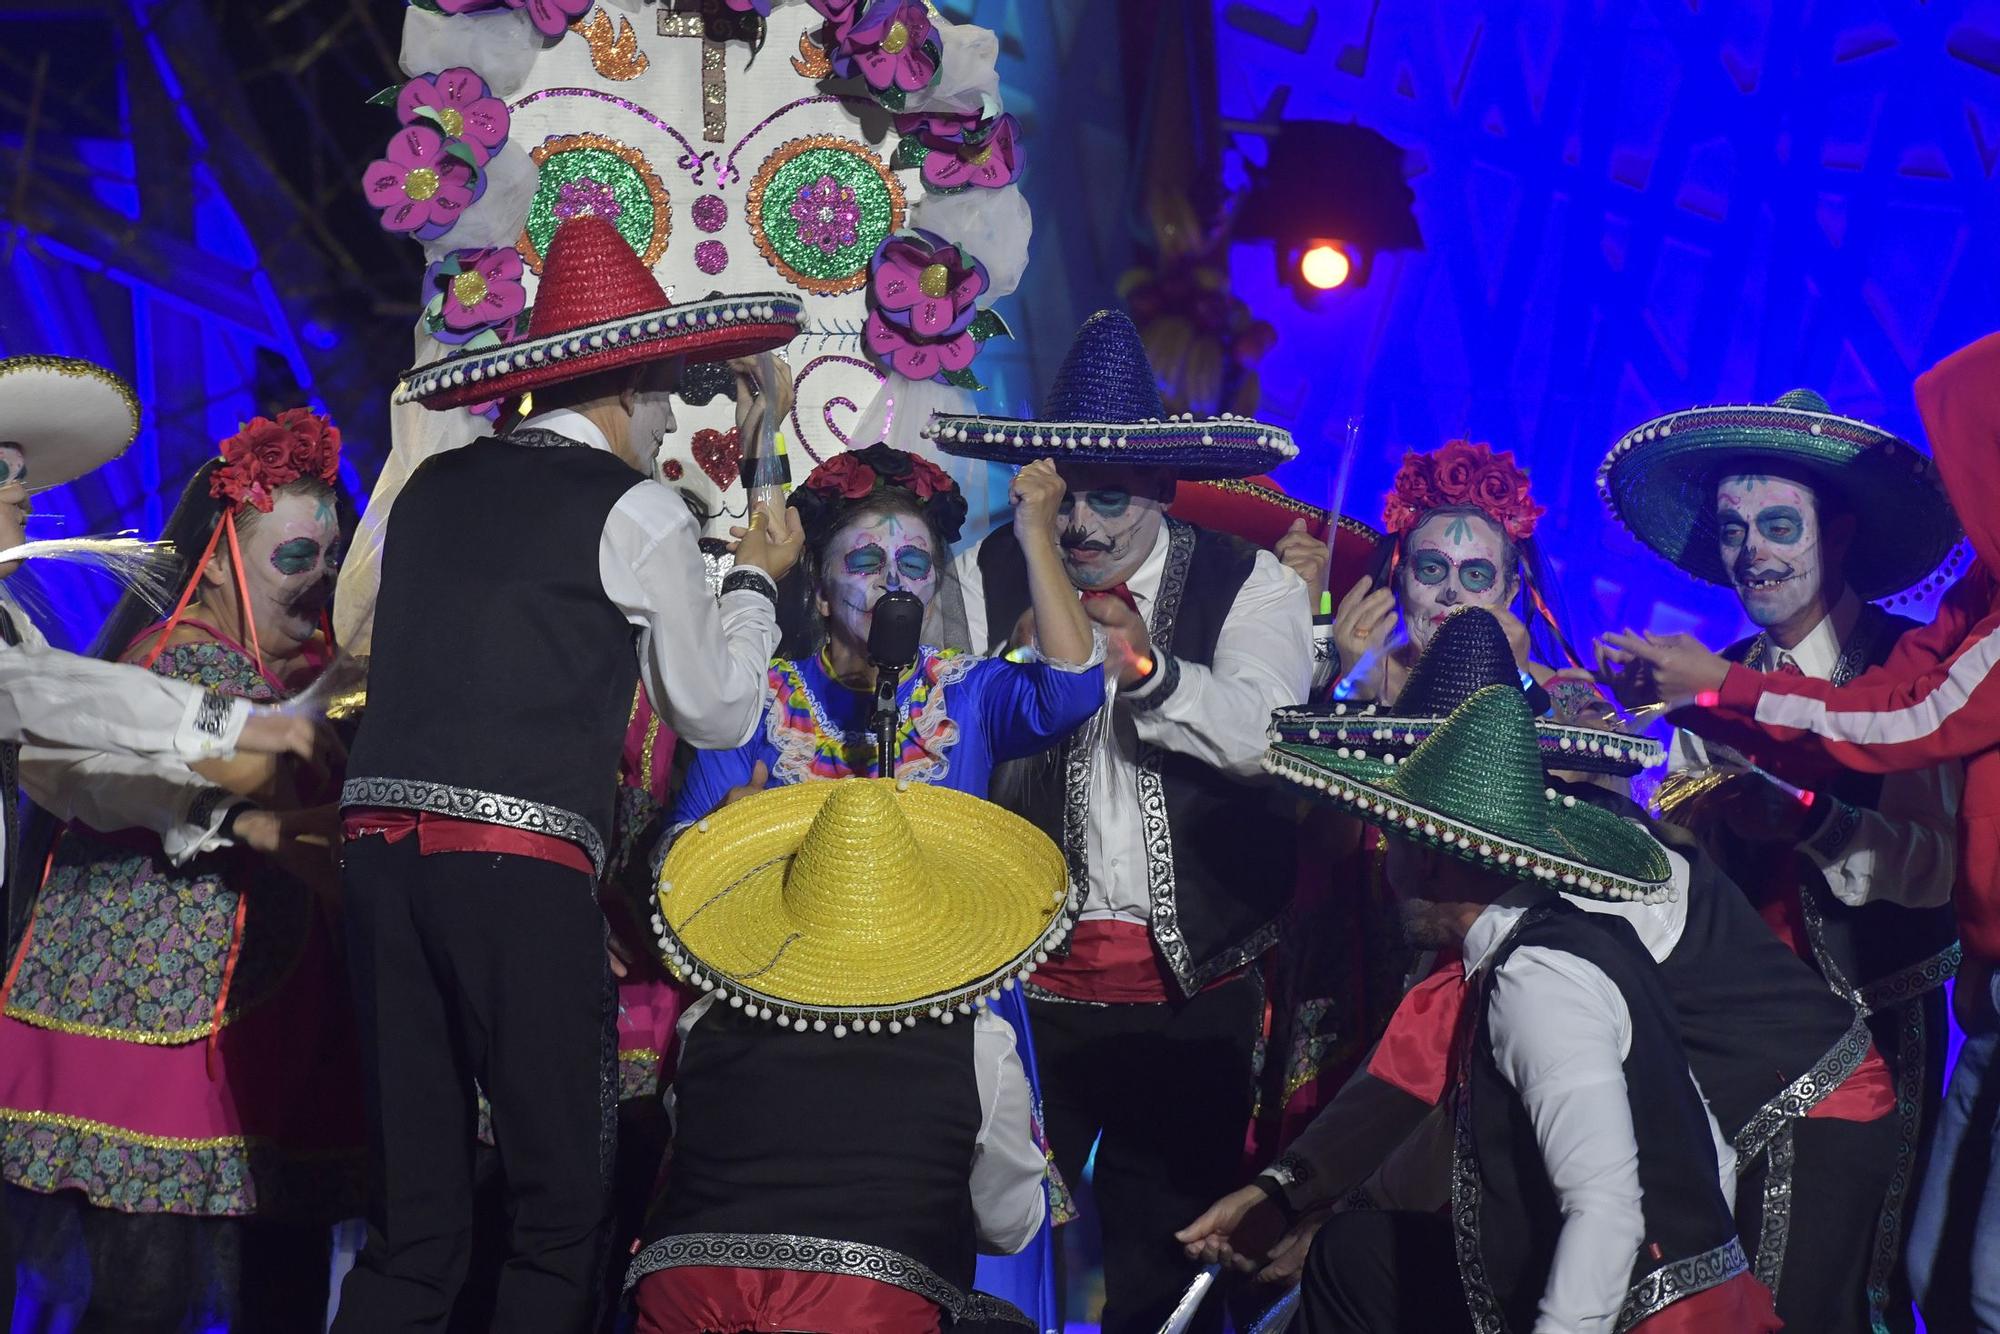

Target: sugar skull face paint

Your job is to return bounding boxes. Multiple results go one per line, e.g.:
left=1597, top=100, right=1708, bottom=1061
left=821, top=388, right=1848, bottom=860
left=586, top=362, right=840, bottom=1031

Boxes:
left=1398, top=508, right=1515, bottom=649
left=0, top=445, right=27, bottom=573
left=232, top=487, right=342, bottom=650
left=1715, top=473, right=1827, bottom=631
left=1053, top=462, right=1170, bottom=590
left=816, top=509, right=939, bottom=651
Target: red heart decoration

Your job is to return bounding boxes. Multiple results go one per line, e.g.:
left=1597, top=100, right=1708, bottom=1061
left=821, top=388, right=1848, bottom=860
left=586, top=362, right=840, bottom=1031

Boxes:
left=691, top=427, right=741, bottom=491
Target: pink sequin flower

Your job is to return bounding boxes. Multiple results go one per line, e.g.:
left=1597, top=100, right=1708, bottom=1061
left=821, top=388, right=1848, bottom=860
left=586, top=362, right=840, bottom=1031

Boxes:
left=895, top=109, right=1024, bottom=192
left=396, top=68, right=510, bottom=163
left=864, top=230, right=987, bottom=382
left=555, top=177, right=622, bottom=221
left=363, top=124, right=478, bottom=237
left=790, top=175, right=861, bottom=253
left=424, top=247, right=527, bottom=340
left=836, top=0, right=939, bottom=96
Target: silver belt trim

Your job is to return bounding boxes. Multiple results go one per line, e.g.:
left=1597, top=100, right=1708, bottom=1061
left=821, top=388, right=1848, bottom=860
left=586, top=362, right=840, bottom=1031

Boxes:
left=1730, top=1009, right=1871, bottom=1161
left=1617, top=1235, right=1751, bottom=1330
left=341, top=777, right=607, bottom=877
left=622, top=1231, right=1033, bottom=1328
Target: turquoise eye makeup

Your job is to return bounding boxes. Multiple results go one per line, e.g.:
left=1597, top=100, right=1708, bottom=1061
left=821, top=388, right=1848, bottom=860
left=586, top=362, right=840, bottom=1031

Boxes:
left=1058, top=489, right=1133, bottom=519
left=842, top=544, right=887, bottom=576
left=1757, top=507, right=1803, bottom=544
left=271, top=538, right=322, bottom=577
left=1410, top=552, right=1498, bottom=591
left=894, top=546, right=934, bottom=581
left=1458, top=560, right=1497, bottom=592
left=1412, top=553, right=1450, bottom=586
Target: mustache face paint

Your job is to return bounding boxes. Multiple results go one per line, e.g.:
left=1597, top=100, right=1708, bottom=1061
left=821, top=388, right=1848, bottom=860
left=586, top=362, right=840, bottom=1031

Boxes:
left=1397, top=509, right=1515, bottom=650
left=817, top=510, right=939, bottom=653
left=1715, top=473, right=1825, bottom=631
left=233, top=488, right=343, bottom=651
left=1053, top=463, right=1168, bottom=590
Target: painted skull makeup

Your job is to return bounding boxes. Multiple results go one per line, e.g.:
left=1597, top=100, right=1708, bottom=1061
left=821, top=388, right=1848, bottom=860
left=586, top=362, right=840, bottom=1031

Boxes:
left=0, top=445, right=28, bottom=570
left=232, top=488, right=343, bottom=649
left=818, top=510, right=939, bottom=651
left=1053, top=463, right=1169, bottom=590
left=1398, top=509, right=1515, bottom=649
left=1715, top=472, right=1827, bottom=631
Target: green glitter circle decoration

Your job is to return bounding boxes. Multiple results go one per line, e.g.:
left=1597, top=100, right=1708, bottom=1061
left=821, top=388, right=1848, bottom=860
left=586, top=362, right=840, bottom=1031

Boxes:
left=747, top=136, right=905, bottom=295
left=522, top=134, right=670, bottom=273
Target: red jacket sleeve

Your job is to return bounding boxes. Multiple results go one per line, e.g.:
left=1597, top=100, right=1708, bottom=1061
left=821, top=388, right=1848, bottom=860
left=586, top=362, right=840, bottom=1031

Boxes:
left=1677, top=569, right=2000, bottom=776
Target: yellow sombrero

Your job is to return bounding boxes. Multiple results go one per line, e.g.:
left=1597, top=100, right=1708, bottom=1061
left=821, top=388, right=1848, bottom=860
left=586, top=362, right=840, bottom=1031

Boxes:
left=652, top=779, right=1074, bottom=1036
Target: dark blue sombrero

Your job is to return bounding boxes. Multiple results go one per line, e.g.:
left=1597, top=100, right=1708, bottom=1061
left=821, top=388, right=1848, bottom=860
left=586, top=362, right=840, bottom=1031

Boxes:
left=1268, top=608, right=1664, bottom=777
left=923, top=309, right=1297, bottom=481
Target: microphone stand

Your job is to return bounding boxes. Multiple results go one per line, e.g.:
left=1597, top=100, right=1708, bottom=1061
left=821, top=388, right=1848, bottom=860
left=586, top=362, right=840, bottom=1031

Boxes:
left=873, top=662, right=900, bottom=780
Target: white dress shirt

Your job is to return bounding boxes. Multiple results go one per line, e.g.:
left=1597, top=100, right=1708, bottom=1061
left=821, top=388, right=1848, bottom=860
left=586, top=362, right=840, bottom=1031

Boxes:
left=1669, top=588, right=1958, bottom=909
left=955, top=523, right=1313, bottom=923
left=5, top=608, right=253, bottom=872
left=527, top=408, right=779, bottom=751
left=673, top=995, right=1048, bottom=1255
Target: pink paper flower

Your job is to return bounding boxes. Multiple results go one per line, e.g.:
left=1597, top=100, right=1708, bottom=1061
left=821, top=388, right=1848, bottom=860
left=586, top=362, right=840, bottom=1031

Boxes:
left=790, top=174, right=861, bottom=253
left=397, top=68, right=510, bottom=161
left=869, top=230, right=985, bottom=339
left=895, top=109, right=1023, bottom=192
left=363, top=124, right=478, bottom=236
left=423, top=247, right=527, bottom=339
left=522, top=0, right=590, bottom=38
left=721, top=0, right=772, bottom=12
left=806, top=0, right=863, bottom=42
left=864, top=311, right=978, bottom=381
left=835, top=0, right=939, bottom=97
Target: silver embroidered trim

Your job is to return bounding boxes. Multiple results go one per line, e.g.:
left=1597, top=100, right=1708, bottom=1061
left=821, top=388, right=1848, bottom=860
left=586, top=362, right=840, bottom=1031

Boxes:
left=1750, top=1122, right=1795, bottom=1294
left=1266, top=1151, right=1313, bottom=1191
left=1450, top=958, right=1510, bottom=1334
left=1617, top=1236, right=1751, bottom=1330
left=1022, top=983, right=1109, bottom=1008
left=622, top=1231, right=1030, bottom=1326
left=340, top=777, right=607, bottom=876
left=187, top=786, right=229, bottom=834
left=1865, top=1001, right=1928, bottom=1328
left=1804, top=797, right=1864, bottom=862
left=1140, top=521, right=1199, bottom=993
left=1859, top=942, right=1959, bottom=1013
left=1730, top=1010, right=1870, bottom=1161
left=1123, top=650, right=1181, bottom=712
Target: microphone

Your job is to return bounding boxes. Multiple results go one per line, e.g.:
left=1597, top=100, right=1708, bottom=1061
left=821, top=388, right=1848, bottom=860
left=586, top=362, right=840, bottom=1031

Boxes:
left=867, top=590, right=925, bottom=780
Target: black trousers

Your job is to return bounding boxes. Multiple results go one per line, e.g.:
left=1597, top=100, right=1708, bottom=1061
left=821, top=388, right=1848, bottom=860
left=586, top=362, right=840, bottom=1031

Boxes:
left=1298, top=1210, right=1472, bottom=1334
left=1737, top=1111, right=1902, bottom=1334
left=333, top=836, right=617, bottom=1334
left=1030, top=974, right=1262, bottom=1334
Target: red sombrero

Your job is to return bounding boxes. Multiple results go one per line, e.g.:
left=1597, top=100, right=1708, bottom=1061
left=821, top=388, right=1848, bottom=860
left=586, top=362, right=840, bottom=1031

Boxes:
left=397, top=215, right=806, bottom=412
left=1169, top=474, right=1383, bottom=594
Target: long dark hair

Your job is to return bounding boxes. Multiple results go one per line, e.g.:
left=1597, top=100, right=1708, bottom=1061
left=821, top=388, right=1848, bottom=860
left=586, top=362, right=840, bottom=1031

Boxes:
left=90, top=458, right=358, bottom=665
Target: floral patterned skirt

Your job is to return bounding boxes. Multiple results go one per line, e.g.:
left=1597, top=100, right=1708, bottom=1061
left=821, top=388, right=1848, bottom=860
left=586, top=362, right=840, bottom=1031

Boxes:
left=0, top=847, right=365, bottom=1221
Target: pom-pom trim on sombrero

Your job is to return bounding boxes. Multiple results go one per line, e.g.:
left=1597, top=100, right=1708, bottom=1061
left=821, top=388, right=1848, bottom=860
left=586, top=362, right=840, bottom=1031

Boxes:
left=1268, top=704, right=1666, bottom=777
left=1264, top=685, right=1675, bottom=904
left=396, top=293, right=807, bottom=408
left=922, top=412, right=1298, bottom=481
left=1597, top=390, right=1961, bottom=602
left=649, top=779, right=1078, bottom=1037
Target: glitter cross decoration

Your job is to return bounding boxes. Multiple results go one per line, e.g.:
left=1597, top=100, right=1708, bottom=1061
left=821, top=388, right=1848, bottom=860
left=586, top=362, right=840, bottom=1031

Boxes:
left=659, top=0, right=729, bottom=143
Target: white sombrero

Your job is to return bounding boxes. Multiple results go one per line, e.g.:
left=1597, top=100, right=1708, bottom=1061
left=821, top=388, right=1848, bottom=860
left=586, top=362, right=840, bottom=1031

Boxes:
left=0, top=355, right=143, bottom=488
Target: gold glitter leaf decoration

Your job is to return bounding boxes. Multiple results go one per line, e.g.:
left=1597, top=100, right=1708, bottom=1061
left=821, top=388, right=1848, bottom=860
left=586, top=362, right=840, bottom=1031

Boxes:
left=792, top=28, right=833, bottom=79
left=577, top=9, right=650, bottom=81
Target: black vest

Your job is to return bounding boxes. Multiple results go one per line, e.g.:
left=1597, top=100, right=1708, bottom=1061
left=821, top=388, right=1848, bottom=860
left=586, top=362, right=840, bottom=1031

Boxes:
left=1714, top=605, right=1959, bottom=1012
left=0, top=608, right=20, bottom=934
left=1657, top=851, right=1871, bottom=1158
left=1458, top=897, right=1747, bottom=1333
left=632, top=1005, right=988, bottom=1317
left=344, top=432, right=643, bottom=872
left=976, top=518, right=1297, bottom=994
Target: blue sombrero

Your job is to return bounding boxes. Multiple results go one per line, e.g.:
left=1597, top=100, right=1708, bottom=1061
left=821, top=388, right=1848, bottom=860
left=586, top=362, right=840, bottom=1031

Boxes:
left=923, top=309, right=1297, bottom=481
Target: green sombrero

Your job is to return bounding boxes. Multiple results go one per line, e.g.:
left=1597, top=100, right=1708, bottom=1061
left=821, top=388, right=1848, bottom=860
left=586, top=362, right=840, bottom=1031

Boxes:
left=1598, top=389, right=1961, bottom=600
left=1264, top=684, right=1673, bottom=902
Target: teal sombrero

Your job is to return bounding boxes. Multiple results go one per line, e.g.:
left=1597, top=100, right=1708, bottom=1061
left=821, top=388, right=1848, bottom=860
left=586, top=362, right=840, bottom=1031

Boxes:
left=1598, top=389, right=1961, bottom=600
left=1270, top=608, right=1665, bottom=777
left=923, top=309, right=1297, bottom=481
left=1265, top=684, right=1674, bottom=903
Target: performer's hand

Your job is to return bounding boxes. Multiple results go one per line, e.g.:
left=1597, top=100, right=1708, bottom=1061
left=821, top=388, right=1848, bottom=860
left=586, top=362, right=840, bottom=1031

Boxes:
left=1275, top=518, right=1330, bottom=593
left=236, top=805, right=341, bottom=906
left=721, top=759, right=771, bottom=808
left=1598, top=630, right=1731, bottom=708
left=1009, top=458, right=1067, bottom=548
left=1489, top=606, right=1534, bottom=671
left=608, top=932, right=634, bottom=981
left=727, top=354, right=795, bottom=451
left=1332, top=576, right=1395, bottom=677
left=236, top=711, right=319, bottom=762
left=1255, top=1211, right=1326, bottom=1285
left=1175, top=1183, right=1289, bottom=1274
left=731, top=499, right=805, bottom=581
left=1084, top=594, right=1155, bottom=690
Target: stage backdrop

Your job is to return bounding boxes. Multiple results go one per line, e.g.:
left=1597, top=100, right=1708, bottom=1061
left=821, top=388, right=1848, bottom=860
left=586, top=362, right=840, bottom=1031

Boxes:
left=1217, top=0, right=2000, bottom=646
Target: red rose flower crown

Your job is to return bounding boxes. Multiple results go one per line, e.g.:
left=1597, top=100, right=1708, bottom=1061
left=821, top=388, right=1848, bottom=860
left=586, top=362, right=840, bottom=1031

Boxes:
left=1381, top=439, right=1545, bottom=542
left=210, top=407, right=344, bottom=514
left=792, top=443, right=968, bottom=548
